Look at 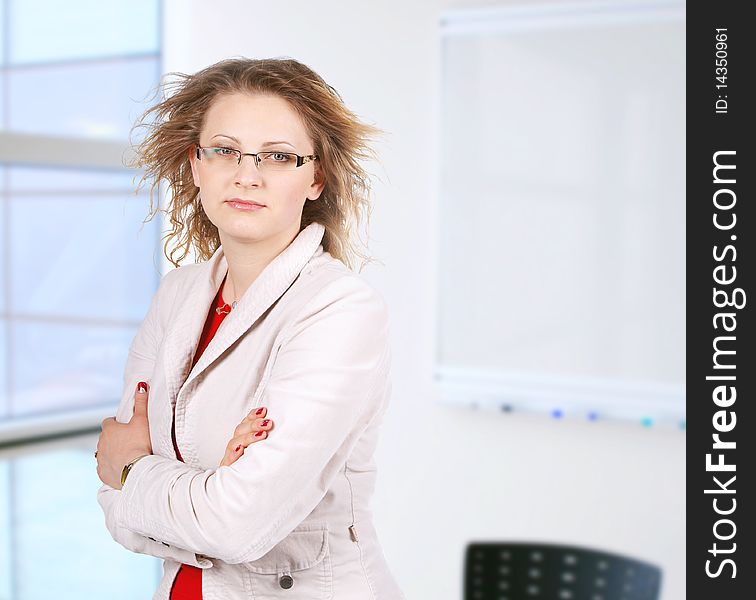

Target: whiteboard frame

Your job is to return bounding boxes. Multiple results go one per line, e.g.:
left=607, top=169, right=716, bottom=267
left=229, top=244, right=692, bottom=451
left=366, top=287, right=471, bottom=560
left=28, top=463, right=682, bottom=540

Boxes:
left=434, top=0, right=686, bottom=429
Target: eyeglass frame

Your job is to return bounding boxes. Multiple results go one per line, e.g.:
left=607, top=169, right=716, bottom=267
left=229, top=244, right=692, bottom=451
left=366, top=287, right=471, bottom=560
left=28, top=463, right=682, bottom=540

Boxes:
left=195, top=145, right=319, bottom=169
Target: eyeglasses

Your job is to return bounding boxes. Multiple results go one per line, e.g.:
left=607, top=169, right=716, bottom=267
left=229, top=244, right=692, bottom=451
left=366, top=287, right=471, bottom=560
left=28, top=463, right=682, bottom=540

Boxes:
left=195, top=145, right=318, bottom=172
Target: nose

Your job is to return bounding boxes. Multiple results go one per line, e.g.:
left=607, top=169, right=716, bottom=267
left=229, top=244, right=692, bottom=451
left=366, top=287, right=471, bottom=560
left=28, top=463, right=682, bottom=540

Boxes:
left=234, top=154, right=263, bottom=187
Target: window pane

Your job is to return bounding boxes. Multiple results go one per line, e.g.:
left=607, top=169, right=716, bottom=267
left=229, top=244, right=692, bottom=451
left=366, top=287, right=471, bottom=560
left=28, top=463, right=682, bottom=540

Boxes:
left=0, top=169, right=5, bottom=314
left=8, top=0, right=160, bottom=64
left=7, top=445, right=160, bottom=598
left=9, top=165, right=140, bottom=193
left=0, top=461, right=10, bottom=600
left=0, top=322, right=6, bottom=421
left=0, top=0, right=5, bottom=65
left=0, top=78, right=4, bottom=130
left=10, top=321, right=135, bottom=418
left=9, top=57, right=160, bottom=140
left=10, top=190, right=160, bottom=321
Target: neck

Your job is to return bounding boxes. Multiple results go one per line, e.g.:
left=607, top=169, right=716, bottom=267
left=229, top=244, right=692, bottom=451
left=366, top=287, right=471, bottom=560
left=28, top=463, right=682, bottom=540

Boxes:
left=219, top=223, right=300, bottom=306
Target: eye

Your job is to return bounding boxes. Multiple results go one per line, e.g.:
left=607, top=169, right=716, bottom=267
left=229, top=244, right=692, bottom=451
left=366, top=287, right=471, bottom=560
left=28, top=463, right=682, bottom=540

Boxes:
left=214, top=147, right=238, bottom=157
left=268, top=152, right=293, bottom=162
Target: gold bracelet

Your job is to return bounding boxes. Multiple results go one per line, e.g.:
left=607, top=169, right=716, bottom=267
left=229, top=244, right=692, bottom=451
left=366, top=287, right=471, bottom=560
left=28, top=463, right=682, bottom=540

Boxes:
left=121, top=454, right=150, bottom=487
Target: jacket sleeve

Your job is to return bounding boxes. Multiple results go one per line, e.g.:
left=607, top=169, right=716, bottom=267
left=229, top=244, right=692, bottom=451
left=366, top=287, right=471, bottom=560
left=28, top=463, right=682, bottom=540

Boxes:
left=109, top=275, right=391, bottom=565
left=96, top=267, right=213, bottom=569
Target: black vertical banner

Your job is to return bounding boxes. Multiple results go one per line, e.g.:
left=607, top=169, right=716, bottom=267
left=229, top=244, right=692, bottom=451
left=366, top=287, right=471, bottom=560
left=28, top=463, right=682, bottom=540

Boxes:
left=688, top=1, right=754, bottom=598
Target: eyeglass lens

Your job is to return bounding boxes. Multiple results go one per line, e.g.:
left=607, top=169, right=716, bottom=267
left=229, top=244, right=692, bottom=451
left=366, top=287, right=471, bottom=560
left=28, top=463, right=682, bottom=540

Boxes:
left=200, top=148, right=299, bottom=170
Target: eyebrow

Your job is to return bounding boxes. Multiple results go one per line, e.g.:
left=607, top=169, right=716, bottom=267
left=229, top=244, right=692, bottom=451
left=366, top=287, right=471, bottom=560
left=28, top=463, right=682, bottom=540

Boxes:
left=211, top=134, right=295, bottom=149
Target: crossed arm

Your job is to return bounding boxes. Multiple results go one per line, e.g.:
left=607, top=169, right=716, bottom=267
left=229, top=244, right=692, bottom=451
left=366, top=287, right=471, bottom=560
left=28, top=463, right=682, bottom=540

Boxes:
left=96, top=269, right=215, bottom=566
left=97, top=272, right=391, bottom=566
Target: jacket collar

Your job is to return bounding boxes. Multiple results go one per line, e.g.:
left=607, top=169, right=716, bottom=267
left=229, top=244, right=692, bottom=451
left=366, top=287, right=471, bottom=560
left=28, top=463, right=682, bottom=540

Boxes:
left=164, top=221, right=326, bottom=407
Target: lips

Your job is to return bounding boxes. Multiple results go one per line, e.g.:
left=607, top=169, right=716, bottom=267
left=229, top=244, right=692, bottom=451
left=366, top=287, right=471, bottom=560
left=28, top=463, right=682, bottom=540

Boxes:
left=227, top=198, right=265, bottom=207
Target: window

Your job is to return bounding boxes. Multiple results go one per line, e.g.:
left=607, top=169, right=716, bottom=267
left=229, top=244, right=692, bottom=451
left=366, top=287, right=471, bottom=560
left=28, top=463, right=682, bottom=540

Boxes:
left=1, top=0, right=163, bottom=431
left=1, top=1, right=165, bottom=595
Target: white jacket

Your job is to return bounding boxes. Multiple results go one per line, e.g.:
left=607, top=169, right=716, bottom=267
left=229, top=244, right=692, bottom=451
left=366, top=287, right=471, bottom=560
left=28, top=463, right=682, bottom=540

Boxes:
left=97, top=221, right=405, bottom=600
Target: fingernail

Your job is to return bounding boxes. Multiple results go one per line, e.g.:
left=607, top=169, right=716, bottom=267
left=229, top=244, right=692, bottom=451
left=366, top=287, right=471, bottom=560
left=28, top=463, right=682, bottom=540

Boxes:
left=137, top=381, right=148, bottom=393
left=255, top=407, right=265, bottom=415
left=255, top=431, right=265, bottom=437
left=234, top=445, right=242, bottom=452
left=261, top=420, right=269, bottom=427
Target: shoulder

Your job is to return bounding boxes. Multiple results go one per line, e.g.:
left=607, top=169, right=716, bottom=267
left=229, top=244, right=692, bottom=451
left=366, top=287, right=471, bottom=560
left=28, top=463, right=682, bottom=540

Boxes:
left=155, top=261, right=202, bottom=300
left=161, top=261, right=203, bottom=285
left=142, top=263, right=204, bottom=331
left=308, top=253, right=388, bottom=316
left=285, top=252, right=390, bottom=340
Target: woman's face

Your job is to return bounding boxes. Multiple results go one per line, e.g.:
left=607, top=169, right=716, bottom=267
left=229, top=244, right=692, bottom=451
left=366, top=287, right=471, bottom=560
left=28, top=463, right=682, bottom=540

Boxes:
left=189, top=91, right=324, bottom=247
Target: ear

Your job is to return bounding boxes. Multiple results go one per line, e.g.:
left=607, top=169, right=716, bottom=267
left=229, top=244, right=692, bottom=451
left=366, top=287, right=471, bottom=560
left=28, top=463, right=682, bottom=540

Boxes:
left=188, top=146, right=201, bottom=188
left=306, top=162, right=326, bottom=201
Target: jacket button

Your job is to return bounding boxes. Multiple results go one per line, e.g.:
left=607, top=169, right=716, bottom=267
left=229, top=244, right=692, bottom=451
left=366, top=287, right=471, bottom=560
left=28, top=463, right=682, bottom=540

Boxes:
left=279, top=574, right=294, bottom=589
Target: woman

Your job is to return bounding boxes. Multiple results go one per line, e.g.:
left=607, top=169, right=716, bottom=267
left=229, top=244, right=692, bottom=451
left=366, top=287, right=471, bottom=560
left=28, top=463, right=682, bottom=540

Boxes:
left=95, top=57, right=404, bottom=600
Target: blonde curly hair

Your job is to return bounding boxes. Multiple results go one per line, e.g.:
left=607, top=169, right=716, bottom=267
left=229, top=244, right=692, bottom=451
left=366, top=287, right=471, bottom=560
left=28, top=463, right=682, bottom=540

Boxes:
left=127, top=57, right=385, bottom=271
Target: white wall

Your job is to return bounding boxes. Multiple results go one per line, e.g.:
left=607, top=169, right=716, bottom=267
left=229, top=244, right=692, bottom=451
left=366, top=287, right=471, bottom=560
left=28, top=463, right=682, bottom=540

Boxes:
left=163, top=2, right=685, bottom=599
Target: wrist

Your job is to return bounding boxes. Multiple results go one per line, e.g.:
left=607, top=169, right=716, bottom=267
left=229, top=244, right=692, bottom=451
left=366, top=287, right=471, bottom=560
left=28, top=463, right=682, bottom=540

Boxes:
left=120, top=453, right=151, bottom=488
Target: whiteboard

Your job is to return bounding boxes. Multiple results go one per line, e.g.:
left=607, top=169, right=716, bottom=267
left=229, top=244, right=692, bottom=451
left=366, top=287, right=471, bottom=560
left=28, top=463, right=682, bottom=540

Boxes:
left=435, top=1, right=685, bottom=428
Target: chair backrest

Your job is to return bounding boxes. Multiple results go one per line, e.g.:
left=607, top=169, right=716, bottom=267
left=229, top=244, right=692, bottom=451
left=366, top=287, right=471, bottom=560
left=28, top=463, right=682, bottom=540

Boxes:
left=464, top=542, right=661, bottom=600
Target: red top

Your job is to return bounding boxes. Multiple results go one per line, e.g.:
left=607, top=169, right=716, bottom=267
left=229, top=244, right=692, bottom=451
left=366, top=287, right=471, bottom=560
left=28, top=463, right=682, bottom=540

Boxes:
left=169, top=275, right=232, bottom=600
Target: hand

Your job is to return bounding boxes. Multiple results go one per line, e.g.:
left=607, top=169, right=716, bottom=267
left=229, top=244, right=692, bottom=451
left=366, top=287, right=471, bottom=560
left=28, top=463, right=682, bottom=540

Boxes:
left=96, top=382, right=154, bottom=490
left=219, top=406, right=274, bottom=467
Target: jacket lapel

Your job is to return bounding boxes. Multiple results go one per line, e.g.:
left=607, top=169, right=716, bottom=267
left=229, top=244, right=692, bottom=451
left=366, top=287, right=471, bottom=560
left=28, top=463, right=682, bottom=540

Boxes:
left=162, top=222, right=326, bottom=413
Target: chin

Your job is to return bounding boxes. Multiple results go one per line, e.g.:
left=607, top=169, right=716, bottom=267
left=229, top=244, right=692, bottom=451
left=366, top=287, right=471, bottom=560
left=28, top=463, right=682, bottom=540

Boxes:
left=216, top=218, right=268, bottom=239
left=228, top=223, right=267, bottom=236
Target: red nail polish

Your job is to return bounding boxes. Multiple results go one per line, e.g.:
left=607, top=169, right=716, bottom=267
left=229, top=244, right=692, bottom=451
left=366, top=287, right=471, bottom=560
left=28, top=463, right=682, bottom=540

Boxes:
left=255, top=431, right=265, bottom=437
left=255, top=407, right=264, bottom=415
left=261, top=420, right=269, bottom=426
left=235, top=445, right=242, bottom=452
left=137, top=381, right=148, bottom=393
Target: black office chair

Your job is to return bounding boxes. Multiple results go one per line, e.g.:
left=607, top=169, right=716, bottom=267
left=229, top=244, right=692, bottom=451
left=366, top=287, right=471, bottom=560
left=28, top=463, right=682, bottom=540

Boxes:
left=464, top=542, right=661, bottom=600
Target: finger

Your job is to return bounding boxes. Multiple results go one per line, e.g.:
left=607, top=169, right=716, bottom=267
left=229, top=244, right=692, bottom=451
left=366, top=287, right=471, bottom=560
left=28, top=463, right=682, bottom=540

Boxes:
left=132, top=381, right=149, bottom=418
left=225, top=438, right=249, bottom=465
left=243, top=406, right=266, bottom=422
left=233, top=417, right=273, bottom=438
left=233, top=429, right=268, bottom=449
left=226, top=429, right=268, bottom=454
left=220, top=430, right=268, bottom=467
left=220, top=441, right=246, bottom=468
